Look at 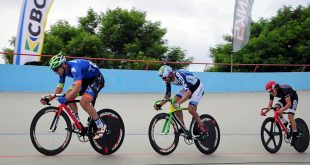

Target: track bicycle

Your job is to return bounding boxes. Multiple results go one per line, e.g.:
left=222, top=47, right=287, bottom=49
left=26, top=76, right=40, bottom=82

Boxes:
left=148, top=98, right=220, bottom=155
left=260, top=107, right=309, bottom=153
left=30, top=94, right=125, bottom=156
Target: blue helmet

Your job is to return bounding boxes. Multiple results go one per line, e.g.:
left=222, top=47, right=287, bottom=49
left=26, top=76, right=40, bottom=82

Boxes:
left=158, top=65, right=172, bottom=78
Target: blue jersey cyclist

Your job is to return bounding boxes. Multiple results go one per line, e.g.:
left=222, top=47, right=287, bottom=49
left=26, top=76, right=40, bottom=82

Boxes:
left=40, top=53, right=106, bottom=140
left=154, top=65, right=207, bottom=134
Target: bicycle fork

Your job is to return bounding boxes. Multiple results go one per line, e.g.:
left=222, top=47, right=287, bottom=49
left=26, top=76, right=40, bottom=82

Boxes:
left=162, top=114, right=173, bottom=135
left=49, top=106, right=64, bottom=132
left=49, top=113, right=60, bottom=132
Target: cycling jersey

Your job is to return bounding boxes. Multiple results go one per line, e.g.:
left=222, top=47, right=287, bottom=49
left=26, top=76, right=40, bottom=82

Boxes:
left=166, top=70, right=200, bottom=92
left=270, top=84, right=298, bottom=101
left=270, top=84, right=298, bottom=114
left=165, top=70, right=204, bottom=106
left=58, top=59, right=101, bottom=84
left=57, top=59, right=104, bottom=104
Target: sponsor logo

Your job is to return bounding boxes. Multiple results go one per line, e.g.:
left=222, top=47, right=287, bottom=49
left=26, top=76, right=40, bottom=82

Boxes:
left=71, top=67, right=76, bottom=73
left=25, top=0, right=48, bottom=52
left=233, top=0, right=252, bottom=41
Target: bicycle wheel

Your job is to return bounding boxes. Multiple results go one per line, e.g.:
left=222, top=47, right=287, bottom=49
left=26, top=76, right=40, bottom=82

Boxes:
left=30, top=106, right=72, bottom=156
left=191, top=114, right=220, bottom=155
left=293, top=118, right=309, bottom=152
left=89, top=109, right=125, bottom=155
left=260, top=117, right=282, bottom=153
left=148, top=113, right=179, bottom=155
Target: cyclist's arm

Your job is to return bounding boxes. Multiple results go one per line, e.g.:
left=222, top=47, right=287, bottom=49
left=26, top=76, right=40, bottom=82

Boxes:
left=161, top=83, right=171, bottom=105
left=267, top=99, right=273, bottom=109
left=261, top=95, right=273, bottom=116
left=50, top=76, right=65, bottom=100
left=279, top=96, right=291, bottom=113
left=264, top=96, right=274, bottom=114
left=50, top=85, right=63, bottom=100
left=65, top=80, right=81, bottom=100
left=177, top=90, right=192, bottom=105
left=64, top=66, right=83, bottom=100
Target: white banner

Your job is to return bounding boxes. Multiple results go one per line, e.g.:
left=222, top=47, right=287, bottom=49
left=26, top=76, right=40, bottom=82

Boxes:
left=14, top=0, right=54, bottom=65
left=232, top=0, right=254, bottom=52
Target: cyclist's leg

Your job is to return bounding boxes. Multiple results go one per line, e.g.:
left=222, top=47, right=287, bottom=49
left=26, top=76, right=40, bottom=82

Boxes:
left=80, top=74, right=104, bottom=120
left=174, top=91, right=184, bottom=125
left=80, top=74, right=105, bottom=139
left=188, top=83, right=205, bottom=132
left=288, top=99, right=299, bottom=145
left=188, top=104, right=204, bottom=129
left=275, top=99, right=287, bottom=124
left=288, top=99, right=298, bottom=132
left=66, top=85, right=79, bottom=113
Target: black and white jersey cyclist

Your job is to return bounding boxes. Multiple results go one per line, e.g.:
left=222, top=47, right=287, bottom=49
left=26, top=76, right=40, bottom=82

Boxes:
left=261, top=80, right=300, bottom=145
left=154, top=65, right=206, bottom=133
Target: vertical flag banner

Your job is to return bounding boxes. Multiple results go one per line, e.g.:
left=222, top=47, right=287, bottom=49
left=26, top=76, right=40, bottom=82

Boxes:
left=232, top=0, right=254, bottom=52
left=14, top=0, right=54, bottom=65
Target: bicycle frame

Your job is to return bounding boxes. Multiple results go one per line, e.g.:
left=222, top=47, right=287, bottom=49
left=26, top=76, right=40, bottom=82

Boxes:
left=262, top=107, right=289, bottom=135
left=49, top=97, right=83, bottom=133
left=155, top=99, right=188, bottom=135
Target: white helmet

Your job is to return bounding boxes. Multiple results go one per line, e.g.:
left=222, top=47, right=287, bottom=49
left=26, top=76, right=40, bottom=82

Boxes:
left=158, top=65, right=172, bottom=78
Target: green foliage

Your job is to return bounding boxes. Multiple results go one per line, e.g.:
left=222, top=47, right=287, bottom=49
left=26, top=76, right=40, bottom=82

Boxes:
left=78, top=8, right=100, bottom=34
left=208, top=5, right=310, bottom=72
left=2, top=36, right=15, bottom=64
left=98, top=8, right=171, bottom=69
left=3, top=8, right=192, bottom=69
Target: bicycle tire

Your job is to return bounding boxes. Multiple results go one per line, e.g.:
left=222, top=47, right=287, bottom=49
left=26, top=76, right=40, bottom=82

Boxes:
left=293, top=118, right=309, bottom=152
left=30, top=106, right=72, bottom=156
left=260, top=117, right=282, bottom=153
left=148, top=113, right=179, bottom=155
left=88, top=109, right=125, bottom=155
left=191, top=114, right=220, bottom=155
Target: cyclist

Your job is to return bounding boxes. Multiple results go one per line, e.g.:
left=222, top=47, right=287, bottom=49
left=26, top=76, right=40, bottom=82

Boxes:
left=40, top=52, right=106, bottom=140
left=154, top=65, right=206, bottom=135
left=261, top=80, right=300, bottom=145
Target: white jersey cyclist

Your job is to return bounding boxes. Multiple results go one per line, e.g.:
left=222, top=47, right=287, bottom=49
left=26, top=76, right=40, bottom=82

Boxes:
left=165, top=69, right=204, bottom=106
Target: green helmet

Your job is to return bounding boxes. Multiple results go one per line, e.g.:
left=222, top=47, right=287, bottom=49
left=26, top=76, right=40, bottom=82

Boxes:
left=49, top=52, right=66, bottom=70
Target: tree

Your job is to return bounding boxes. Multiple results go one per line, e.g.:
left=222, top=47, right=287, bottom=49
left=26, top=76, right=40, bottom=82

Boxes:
left=3, top=8, right=192, bottom=70
left=78, top=8, right=100, bottom=34
left=99, top=8, right=169, bottom=69
left=208, top=5, right=310, bottom=72
left=2, top=36, right=15, bottom=64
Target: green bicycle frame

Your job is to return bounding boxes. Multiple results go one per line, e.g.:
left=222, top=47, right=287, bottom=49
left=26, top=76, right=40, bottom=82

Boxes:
left=155, top=98, right=188, bottom=135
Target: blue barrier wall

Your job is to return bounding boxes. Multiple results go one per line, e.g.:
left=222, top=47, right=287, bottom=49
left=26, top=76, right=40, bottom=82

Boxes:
left=0, top=64, right=309, bottom=93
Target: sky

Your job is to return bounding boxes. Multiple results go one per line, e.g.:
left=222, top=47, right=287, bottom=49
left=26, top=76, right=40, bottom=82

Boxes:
left=0, top=0, right=309, bottom=71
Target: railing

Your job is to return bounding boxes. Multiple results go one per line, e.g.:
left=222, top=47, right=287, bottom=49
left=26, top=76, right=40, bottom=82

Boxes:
left=1, top=52, right=309, bottom=72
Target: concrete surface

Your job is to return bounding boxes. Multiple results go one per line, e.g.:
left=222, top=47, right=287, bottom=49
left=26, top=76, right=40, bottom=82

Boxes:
left=1, top=92, right=310, bottom=164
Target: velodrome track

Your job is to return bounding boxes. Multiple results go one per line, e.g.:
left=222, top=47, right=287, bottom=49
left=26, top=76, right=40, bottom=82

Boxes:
left=1, top=92, right=310, bottom=164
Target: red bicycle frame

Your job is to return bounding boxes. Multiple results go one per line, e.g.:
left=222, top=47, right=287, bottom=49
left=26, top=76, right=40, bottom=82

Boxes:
left=58, top=103, right=83, bottom=130
left=262, top=107, right=289, bottom=135
left=48, top=98, right=84, bottom=132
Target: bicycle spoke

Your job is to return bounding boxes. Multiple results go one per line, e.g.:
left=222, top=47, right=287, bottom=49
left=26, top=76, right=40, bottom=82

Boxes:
left=266, top=136, right=272, bottom=146
left=271, top=136, right=277, bottom=148
left=264, top=127, right=271, bottom=136
left=269, top=122, right=274, bottom=134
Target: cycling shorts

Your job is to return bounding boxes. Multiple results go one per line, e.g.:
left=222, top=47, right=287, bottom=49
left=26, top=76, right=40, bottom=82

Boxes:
left=76, top=74, right=105, bottom=106
left=275, top=98, right=298, bottom=115
left=176, top=82, right=204, bottom=106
